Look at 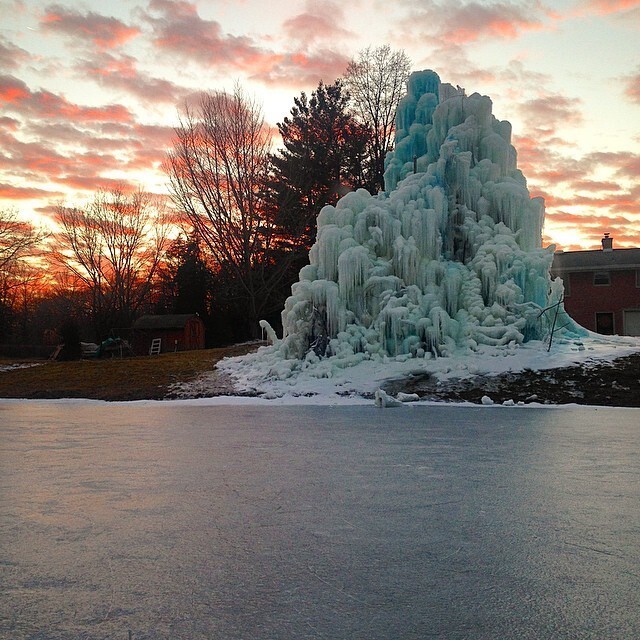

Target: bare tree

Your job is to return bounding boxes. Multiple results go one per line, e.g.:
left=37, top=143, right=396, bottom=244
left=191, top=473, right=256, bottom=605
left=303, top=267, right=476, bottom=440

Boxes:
left=0, top=208, right=48, bottom=337
left=343, top=45, right=411, bottom=192
left=52, top=188, right=169, bottom=338
left=0, top=208, right=46, bottom=275
left=165, top=84, right=293, bottom=335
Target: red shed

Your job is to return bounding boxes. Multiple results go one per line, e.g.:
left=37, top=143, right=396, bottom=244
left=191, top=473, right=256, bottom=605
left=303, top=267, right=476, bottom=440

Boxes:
left=132, top=314, right=206, bottom=355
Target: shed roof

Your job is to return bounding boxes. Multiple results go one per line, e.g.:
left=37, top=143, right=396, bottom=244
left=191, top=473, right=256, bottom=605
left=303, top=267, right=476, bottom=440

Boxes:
left=133, top=314, right=201, bottom=330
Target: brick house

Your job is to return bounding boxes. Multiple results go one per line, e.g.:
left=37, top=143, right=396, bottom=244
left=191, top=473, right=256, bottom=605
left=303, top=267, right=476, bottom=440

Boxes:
left=132, top=314, right=206, bottom=355
left=551, top=235, right=640, bottom=336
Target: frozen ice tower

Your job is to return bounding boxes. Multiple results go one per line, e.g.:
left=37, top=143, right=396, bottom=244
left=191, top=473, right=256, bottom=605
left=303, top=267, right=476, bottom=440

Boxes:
left=264, top=70, right=585, bottom=368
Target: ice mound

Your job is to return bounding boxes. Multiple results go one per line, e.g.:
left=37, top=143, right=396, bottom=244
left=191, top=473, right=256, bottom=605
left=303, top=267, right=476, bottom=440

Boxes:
left=253, top=70, right=587, bottom=379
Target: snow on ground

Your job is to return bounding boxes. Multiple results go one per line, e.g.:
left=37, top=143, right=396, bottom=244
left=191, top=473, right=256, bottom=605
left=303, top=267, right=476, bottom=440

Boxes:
left=168, top=332, right=640, bottom=406
left=2, top=334, right=637, bottom=408
left=0, top=362, right=42, bottom=373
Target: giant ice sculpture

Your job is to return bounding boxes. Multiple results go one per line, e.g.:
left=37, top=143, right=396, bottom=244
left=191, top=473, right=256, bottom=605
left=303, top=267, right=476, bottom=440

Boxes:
left=264, top=70, right=584, bottom=368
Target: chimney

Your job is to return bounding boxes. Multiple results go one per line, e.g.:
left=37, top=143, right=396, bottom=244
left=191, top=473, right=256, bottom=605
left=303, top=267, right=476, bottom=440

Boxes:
left=601, top=233, right=613, bottom=252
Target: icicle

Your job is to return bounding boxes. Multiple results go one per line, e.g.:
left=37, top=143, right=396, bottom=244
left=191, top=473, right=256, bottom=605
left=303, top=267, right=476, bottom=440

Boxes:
left=261, top=68, right=584, bottom=369
left=338, top=246, right=371, bottom=316
left=315, top=225, right=344, bottom=281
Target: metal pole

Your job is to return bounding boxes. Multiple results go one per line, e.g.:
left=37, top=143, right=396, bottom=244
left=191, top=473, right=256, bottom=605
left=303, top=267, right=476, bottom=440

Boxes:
left=547, top=298, right=562, bottom=352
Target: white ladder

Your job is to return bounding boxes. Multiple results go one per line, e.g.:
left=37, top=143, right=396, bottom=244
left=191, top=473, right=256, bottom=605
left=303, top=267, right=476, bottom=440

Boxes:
left=149, top=337, right=161, bottom=355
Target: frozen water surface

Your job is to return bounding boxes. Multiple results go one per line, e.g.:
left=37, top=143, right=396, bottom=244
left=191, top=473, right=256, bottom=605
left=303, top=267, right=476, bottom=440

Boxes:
left=1, top=401, right=639, bottom=639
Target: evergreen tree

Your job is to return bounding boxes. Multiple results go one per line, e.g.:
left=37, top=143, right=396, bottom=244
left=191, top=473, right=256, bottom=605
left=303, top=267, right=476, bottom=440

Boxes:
left=169, top=235, right=212, bottom=318
left=268, top=80, right=371, bottom=251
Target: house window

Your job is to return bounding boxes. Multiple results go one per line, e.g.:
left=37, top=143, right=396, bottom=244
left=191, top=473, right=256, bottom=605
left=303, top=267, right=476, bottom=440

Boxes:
left=593, top=271, right=610, bottom=286
left=595, top=312, right=615, bottom=335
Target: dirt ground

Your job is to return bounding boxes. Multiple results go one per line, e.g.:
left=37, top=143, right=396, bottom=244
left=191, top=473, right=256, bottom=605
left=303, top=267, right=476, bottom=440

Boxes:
left=383, top=352, right=640, bottom=407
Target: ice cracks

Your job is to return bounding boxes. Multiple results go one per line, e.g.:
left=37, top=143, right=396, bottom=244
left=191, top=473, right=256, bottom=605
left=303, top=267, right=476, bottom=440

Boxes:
left=262, top=69, right=586, bottom=377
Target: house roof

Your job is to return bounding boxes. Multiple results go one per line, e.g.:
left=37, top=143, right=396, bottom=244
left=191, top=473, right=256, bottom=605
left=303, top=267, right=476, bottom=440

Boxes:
left=552, top=248, right=640, bottom=273
left=133, top=314, right=201, bottom=330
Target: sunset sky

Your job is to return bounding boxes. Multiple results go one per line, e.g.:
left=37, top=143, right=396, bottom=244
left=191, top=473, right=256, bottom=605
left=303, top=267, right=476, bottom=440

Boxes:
left=1, top=0, right=639, bottom=250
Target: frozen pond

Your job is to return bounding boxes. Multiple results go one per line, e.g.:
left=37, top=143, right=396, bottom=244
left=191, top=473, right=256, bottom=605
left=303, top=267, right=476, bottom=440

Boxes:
left=1, top=401, right=639, bottom=639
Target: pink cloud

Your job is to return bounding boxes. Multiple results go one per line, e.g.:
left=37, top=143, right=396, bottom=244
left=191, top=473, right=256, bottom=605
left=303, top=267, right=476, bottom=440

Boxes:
left=22, top=121, right=173, bottom=171
left=0, top=74, right=134, bottom=123
left=513, top=135, right=639, bottom=245
left=36, top=92, right=133, bottom=122
left=546, top=209, right=633, bottom=228
left=27, top=122, right=123, bottom=151
left=442, top=2, right=547, bottom=42
left=1, top=140, right=141, bottom=196
left=282, top=1, right=353, bottom=43
left=0, top=182, right=61, bottom=199
left=122, top=124, right=176, bottom=171
left=512, top=93, right=587, bottom=187
left=512, top=135, right=583, bottom=185
left=144, top=0, right=279, bottom=72
left=0, top=131, right=116, bottom=181
left=0, top=116, right=20, bottom=131
left=255, top=49, right=351, bottom=87
left=51, top=175, right=141, bottom=193
left=623, top=67, right=640, bottom=105
left=399, top=0, right=550, bottom=45
left=570, top=179, right=621, bottom=192
left=581, top=0, right=640, bottom=15
left=147, top=0, right=198, bottom=18
left=502, top=60, right=551, bottom=89
left=0, top=104, right=176, bottom=211
left=0, top=75, right=31, bottom=104
left=410, top=42, right=497, bottom=90
left=76, top=52, right=188, bottom=104
left=95, top=121, right=175, bottom=154
left=141, top=0, right=351, bottom=87
left=586, top=151, right=640, bottom=179
left=544, top=208, right=639, bottom=249
left=518, top=94, right=583, bottom=132
left=41, top=3, right=141, bottom=49
left=516, top=143, right=640, bottom=200
left=551, top=193, right=638, bottom=214
left=0, top=37, right=32, bottom=70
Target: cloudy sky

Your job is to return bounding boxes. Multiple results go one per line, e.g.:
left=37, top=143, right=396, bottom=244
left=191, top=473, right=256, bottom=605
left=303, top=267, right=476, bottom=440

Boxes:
left=1, top=0, right=639, bottom=250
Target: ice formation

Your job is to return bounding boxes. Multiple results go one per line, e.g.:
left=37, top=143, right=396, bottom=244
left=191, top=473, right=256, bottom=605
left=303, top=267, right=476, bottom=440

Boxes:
left=262, top=70, right=585, bottom=372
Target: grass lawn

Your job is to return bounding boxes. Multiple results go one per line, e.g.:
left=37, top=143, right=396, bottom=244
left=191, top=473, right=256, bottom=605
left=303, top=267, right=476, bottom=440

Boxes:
left=0, top=343, right=259, bottom=401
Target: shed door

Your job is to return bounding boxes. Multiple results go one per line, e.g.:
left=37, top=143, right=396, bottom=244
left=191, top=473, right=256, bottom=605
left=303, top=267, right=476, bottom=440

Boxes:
left=623, top=310, right=640, bottom=336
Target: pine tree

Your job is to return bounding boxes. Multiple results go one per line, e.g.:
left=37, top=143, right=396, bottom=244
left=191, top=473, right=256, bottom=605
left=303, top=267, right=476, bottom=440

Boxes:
left=162, top=235, right=212, bottom=318
left=268, top=80, right=371, bottom=251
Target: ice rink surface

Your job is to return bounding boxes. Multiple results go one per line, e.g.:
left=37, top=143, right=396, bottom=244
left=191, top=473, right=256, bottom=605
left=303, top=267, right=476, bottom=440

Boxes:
left=1, top=401, right=638, bottom=639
